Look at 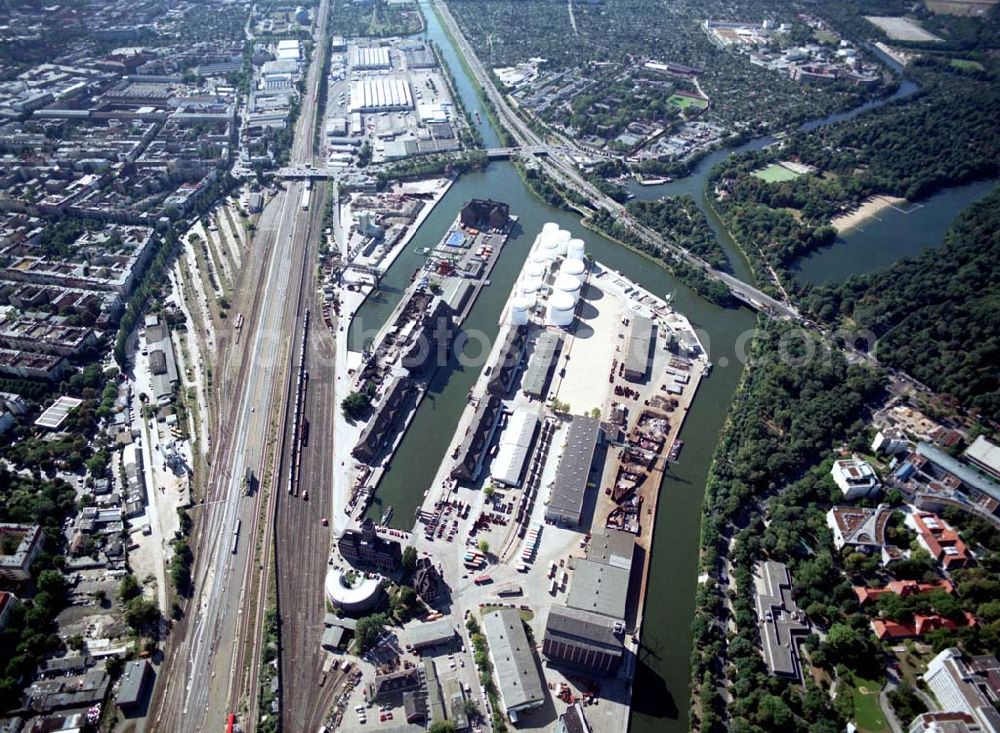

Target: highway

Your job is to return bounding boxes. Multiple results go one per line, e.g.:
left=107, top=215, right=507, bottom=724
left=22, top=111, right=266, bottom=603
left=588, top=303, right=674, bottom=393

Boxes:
left=148, top=0, right=333, bottom=730
left=432, top=0, right=800, bottom=321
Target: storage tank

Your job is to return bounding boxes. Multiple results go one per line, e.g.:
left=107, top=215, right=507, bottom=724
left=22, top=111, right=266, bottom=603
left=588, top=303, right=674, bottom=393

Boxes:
left=508, top=296, right=531, bottom=326
left=554, top=272, right=582, bottom=294
left=561, top=257, right=586, bottom=277
left=546, top=290, right=576, bottom=327
left=553, top=229, right=571, bottom=256
left=524, top=260, right=547, bottom=278
left=566, top=238, right=586, bottom=259
left=519, top=274, right=543, bottom=294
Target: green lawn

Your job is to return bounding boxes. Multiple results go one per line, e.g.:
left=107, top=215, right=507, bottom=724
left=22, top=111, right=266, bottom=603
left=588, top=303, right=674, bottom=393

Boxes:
left=753, top=163, right=802, bottom=183
left=667, top=94, right=708, bottom=110
left=852, top=675, right=890, bottom=733
left=951, top=58, right=985, bottom=71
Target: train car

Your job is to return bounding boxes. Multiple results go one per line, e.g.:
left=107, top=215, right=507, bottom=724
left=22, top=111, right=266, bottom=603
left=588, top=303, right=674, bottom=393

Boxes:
left=231, top=519, right=241, bottom=554
left=226, top=713, right=236, bottom=733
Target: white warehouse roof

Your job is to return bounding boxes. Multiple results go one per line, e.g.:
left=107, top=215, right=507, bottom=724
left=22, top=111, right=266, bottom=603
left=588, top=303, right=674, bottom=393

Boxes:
left=491, top=410, right=539, bottom=487
left=349, top=78, right=413, bottom=112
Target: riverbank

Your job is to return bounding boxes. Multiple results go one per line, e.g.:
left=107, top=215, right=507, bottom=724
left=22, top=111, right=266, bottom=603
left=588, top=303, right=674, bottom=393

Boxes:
left=830, top=194, right=907, bottom=233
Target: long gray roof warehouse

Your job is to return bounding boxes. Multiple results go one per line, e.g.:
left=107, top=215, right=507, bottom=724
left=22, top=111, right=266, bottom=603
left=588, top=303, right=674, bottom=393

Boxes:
left=544, top=415, right=603, bottom=527
left=622, top=314, right=653, bottom=382
left=482, top=608, right=546, bottom=721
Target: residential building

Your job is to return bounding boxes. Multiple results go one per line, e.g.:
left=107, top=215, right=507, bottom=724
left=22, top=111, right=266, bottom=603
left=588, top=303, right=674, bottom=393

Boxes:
left=754, top=560, right=810, bottom=681
left=0, top=524, right=45, bottom=581
left=872, top=612, right=977, bottom=641
left=0, top=591, right=18, bottom=630
left=542, top=605, right=624, bottom=676
left=368, top=668, right=422, bottom=705
left=413, top=557, right=443, bottom=605
left=830, top=457, right=881, bottom=500
left=907, top=512, right=970, bottom=570
left=460, top=199, right=510, bottom=231
left=908, top=711, right=982, bottom=732
left=872, top=428, right=910, bottom=456
left=921, top=649, right=1000, bottom=733
left=337, top=518, right=401, bottom=572
left=482, top=608, right=546, bottom=722
left=855, top=579, right=953, bottom=606
left=545, top=416, right=603, bottom=526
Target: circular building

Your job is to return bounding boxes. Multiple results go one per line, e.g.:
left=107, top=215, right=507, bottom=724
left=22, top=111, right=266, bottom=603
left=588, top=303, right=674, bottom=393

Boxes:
left=324, top=569, right=384, bottom=615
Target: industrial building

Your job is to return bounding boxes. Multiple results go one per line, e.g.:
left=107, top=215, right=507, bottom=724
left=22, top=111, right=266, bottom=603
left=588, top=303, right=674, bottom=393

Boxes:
left=565, top=558, right=630, bottom=621
left=491, top=409, right=540, bottom=487
left=407, top=617, right=456, bottom=651
left=753, top=560, right=810, bottom=681
left=622, top=314, right=653, bottom=382
left=460, top=199, right=511, bottom=231
left=965, top=436, right=1000, bottom=482
left=115, top=659, right=153, bottom=714
left=544, top=416, right=603, bottom=526
left=522, top=331, right=562, bottom=398
left=349, top=45, right=392, bottom=70
left=482, top=608, right=546, bottom=722
left=542, top=605, right=624, bottom=676
left=349, top=78, right=413, bottom=112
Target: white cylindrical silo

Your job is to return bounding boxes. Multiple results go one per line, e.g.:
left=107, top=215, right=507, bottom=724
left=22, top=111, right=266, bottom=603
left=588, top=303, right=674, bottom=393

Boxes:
left=554, top=229, right=571, bottom=256
left=508, top=296, right=530, bottom=326
left=554, top=272, right=582, bottom=294
left=520, top=274, right=543, bottom=293
left=524, top=260, right=547, bottom=278
left=546, top=290, right=576, bottom=327
left=567, top=238, right=585, bottom=259
left=560, top=257, right=586, bottom=277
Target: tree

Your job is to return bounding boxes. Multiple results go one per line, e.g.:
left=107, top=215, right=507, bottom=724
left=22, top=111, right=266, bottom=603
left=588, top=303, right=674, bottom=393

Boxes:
left=124, top=597, right=161, bottom=632
left=341, top=391, right=371, bottom=421
left=477, top=539, right=490, bottom=554
left=429, top=722, right=456, bottom=733
left=355, top=613, right=387, bottom=653
left=118, top=574, right=141, bottom=604
left=401, top=546, right=417, bottom=573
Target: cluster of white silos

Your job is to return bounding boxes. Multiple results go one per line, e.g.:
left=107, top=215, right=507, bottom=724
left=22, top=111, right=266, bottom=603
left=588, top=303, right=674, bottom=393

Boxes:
left=506, top=223, right=590, bottom=328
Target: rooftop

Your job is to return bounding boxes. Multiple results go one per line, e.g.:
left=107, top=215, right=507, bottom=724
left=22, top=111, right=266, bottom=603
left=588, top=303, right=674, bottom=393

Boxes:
left=482, top=608, right=545, bottom=714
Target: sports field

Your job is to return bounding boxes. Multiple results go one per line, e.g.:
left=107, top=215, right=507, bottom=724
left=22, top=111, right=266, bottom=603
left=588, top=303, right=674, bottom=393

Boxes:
left=668, top=94, right=708, bottom=110
left=753, top=163, right=802, bottom=183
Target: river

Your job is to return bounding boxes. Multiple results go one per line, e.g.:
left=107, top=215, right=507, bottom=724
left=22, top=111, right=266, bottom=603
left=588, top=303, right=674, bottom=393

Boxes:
left=346, top=5, right=936, bottom=732
left=792, top=177, right=999, bottom=284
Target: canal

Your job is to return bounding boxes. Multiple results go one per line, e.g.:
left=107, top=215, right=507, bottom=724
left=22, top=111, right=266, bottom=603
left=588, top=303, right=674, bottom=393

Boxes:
left=346, top=5, right=954, bottom=731
left=345, top=5, right=756, bottom=732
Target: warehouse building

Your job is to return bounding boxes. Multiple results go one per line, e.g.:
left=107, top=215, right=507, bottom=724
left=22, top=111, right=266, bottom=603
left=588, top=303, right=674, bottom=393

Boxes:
left=522, top=331, right=561, bottom=398
left=545, top=416, right=603, bottom=526
left=491, top=409, right=539, bottom=487
left=349, top=78, right=413, bottom=112
left=482, top=608, right=546, bottom=722
left=622, top=314, right=653, bottom=382
left=542, top=605, right=624, bottom=676
left=349, top=45, right=392, bottom=69
left=407, top=617, right=456, bottom=652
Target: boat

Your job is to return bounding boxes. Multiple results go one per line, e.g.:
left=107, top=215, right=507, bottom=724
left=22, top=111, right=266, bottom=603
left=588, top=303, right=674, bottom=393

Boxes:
left=415, top=247, right=430, bottom=255
left=484, top=279, right=491, bottom=286
left=381, top=505, right=394, bottom=525
left=704, top=361, right=713, bottom=377
left=636, top=175, right=671, bottom=186
left=668, top=439, right=684, bottom=461
left=474, top=110, right=482, bottom=124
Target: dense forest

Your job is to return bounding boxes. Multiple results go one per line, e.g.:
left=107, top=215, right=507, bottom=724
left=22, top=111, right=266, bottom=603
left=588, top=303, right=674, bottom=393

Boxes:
left=626, top=196, right=728, bottom=269
left=692, top=322, right=884, bottom=732
left=801, top=188, right=1000, bottom=421
left=709, top=62, right=999, bottom=291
